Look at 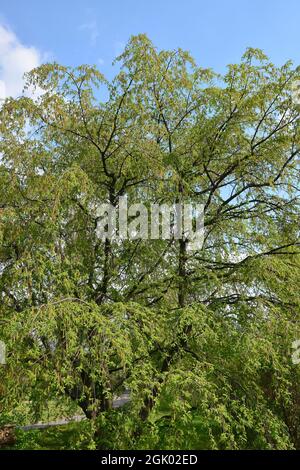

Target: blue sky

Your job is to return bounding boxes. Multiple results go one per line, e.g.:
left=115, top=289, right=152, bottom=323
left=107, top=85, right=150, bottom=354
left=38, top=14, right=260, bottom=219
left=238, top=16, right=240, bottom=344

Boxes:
left=0, top=0, right=299, bottom=98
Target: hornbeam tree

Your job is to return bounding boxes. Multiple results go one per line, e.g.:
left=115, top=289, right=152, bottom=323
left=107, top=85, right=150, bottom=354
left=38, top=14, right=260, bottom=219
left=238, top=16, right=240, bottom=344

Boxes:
left=0, top=35, right=300, bottom=449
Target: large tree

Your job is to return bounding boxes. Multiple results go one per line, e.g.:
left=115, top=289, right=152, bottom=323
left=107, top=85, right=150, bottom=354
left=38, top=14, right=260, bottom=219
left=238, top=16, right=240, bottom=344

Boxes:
left=0, top=35, right=300, bottom=449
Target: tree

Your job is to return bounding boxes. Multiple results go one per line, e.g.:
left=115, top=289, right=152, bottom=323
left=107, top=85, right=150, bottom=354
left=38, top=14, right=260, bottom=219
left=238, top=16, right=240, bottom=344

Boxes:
left=0, top=35, right=300, bottom=449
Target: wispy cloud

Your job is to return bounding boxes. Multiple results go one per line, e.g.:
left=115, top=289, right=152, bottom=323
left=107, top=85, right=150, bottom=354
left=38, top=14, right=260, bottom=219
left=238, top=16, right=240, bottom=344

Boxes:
left=79, top=20, right=99, bottom=47
left=0, top=23, right=42, bottom=100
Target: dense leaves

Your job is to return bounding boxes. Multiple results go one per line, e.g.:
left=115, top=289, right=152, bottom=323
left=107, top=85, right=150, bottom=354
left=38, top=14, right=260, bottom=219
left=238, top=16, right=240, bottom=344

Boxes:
left=0, top=35, right=300, bottom=449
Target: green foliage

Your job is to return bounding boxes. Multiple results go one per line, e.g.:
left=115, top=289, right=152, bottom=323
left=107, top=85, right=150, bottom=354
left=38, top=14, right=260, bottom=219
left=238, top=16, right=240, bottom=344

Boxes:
left=0, top=35, right=299, bottom=449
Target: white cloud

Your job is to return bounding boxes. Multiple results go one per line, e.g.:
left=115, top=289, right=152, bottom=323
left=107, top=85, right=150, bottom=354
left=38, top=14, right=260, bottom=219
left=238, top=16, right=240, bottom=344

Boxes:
left=0, top=80, right=5, bottom=100
left=79, top=20, right=99, bottom=47
left=0, top=24, right=42, bottom=100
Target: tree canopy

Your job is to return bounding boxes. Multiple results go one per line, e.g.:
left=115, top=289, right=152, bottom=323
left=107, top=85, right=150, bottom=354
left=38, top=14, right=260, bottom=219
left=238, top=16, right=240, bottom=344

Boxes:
left=0, top=35, right=300, bottom=449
